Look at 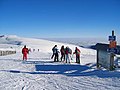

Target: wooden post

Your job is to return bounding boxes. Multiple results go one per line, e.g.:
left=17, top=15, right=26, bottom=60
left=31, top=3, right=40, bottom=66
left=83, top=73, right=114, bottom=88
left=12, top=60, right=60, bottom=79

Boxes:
left=110, top=53, right=115, bottom=70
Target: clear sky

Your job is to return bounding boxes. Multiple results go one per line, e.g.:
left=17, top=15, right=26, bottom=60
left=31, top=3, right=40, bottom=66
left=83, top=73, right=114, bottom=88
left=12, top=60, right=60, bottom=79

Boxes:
left=0, top=0, right=120, bottom=38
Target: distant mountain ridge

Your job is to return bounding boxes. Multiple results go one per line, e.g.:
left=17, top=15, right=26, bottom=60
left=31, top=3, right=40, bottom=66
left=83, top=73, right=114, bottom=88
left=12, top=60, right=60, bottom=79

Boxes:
left=0, top=35, right=96, bottom=55
left=0, top=35, right=22, bottom=45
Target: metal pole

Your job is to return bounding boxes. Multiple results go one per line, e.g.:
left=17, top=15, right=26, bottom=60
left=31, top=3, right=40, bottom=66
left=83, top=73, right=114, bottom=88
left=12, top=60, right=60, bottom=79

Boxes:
left=112, top=30, right=114, bottom=36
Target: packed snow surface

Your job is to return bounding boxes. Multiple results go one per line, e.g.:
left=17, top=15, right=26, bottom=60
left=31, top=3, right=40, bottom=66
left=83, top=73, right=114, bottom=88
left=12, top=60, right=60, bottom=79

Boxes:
left=0, top=35, right=120, bottom=90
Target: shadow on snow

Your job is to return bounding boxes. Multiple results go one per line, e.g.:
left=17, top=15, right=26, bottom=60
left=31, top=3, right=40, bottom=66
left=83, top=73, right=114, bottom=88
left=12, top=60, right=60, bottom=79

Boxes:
left=1, top=60, right=120, bottom=78
left=22, top=60, right=54, bottom=64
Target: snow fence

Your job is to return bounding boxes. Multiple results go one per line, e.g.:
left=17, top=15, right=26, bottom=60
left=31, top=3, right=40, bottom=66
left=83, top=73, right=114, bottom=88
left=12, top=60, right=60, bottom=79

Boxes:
left=0, top=49, right=16, bottom=56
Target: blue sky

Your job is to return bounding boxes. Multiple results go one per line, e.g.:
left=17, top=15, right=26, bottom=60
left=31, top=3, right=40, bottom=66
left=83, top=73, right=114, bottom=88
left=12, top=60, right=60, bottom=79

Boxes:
left=0, top=0, right=120, bottom=38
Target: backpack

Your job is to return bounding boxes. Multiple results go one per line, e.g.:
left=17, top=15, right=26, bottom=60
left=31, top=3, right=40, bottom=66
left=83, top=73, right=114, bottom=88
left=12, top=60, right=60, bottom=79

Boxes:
left=68, top=48, right=72, bottom=54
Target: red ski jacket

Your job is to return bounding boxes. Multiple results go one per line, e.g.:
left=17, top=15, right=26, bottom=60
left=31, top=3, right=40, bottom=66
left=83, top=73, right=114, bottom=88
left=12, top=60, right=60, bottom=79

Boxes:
left=22, top=48, right=28, bottom=54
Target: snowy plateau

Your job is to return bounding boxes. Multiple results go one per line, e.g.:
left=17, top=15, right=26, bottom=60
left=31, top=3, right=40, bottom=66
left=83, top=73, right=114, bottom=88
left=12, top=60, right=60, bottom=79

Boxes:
left=0, top=35, right=120, bottom=90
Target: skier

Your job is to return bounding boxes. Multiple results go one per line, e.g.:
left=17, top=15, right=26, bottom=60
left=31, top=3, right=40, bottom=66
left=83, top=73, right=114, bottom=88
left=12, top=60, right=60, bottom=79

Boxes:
left=22, top=45, right=29, bottom=60
left=73, top=47, right=81, bottom=64
left=51, top=45, right=57, bottom=59
left=51, top=45, right=59, bottom=62
left=54, top=45, right=59, bottom=62
left=60, top=45, right=65, bottom=62
left=65, top=46, right=72, bottom=63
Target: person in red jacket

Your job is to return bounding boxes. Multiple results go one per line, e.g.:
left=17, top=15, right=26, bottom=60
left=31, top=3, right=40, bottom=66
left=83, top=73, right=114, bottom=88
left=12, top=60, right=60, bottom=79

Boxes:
left=22, top=45, right=29, bottom=60
left=73, top=47, right=81, bottom=64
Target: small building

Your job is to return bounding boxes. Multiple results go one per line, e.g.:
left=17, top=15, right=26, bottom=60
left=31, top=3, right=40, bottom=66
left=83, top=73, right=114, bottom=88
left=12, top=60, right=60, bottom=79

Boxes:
left=96, top=43, right=120, bottom=70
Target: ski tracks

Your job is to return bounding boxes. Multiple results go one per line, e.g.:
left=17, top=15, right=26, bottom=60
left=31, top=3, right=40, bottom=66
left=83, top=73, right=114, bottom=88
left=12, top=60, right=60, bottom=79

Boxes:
left=1, top=55, right=120, bottom=90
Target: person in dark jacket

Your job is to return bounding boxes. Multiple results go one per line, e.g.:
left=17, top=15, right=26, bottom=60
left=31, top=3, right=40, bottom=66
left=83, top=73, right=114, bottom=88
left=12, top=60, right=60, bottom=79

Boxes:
left=51, top=45, right=57, bottom=59
left=54, top=46, right=59, bottom=62
left=22, top=45, right=29, bottom=60
left=51, top=45, right=59, bottom=62
left=60, top=45, right=65, bottom=61
left=73, top=47, right=81, bottom=64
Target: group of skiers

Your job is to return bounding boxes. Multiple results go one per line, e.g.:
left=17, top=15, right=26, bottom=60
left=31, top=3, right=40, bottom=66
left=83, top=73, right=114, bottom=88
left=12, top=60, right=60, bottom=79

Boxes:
left=51, top=45, right=81, bottom=64
left=22, top=45, right=81, bottom=64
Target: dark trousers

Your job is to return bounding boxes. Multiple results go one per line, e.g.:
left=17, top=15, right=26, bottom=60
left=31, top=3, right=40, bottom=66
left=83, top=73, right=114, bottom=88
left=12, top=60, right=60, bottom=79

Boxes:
left=51, top=53, right=55, bottom=59
left=54, top=53, right=59, bottom=62
left=61, top=54, right=65, bottom=61
left=76, top=55, right=80, bottom=64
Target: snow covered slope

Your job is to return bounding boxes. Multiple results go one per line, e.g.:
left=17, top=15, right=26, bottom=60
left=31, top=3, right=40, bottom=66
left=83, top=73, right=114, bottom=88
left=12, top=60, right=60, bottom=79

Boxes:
left=1, top=35, right=120, bottom=90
